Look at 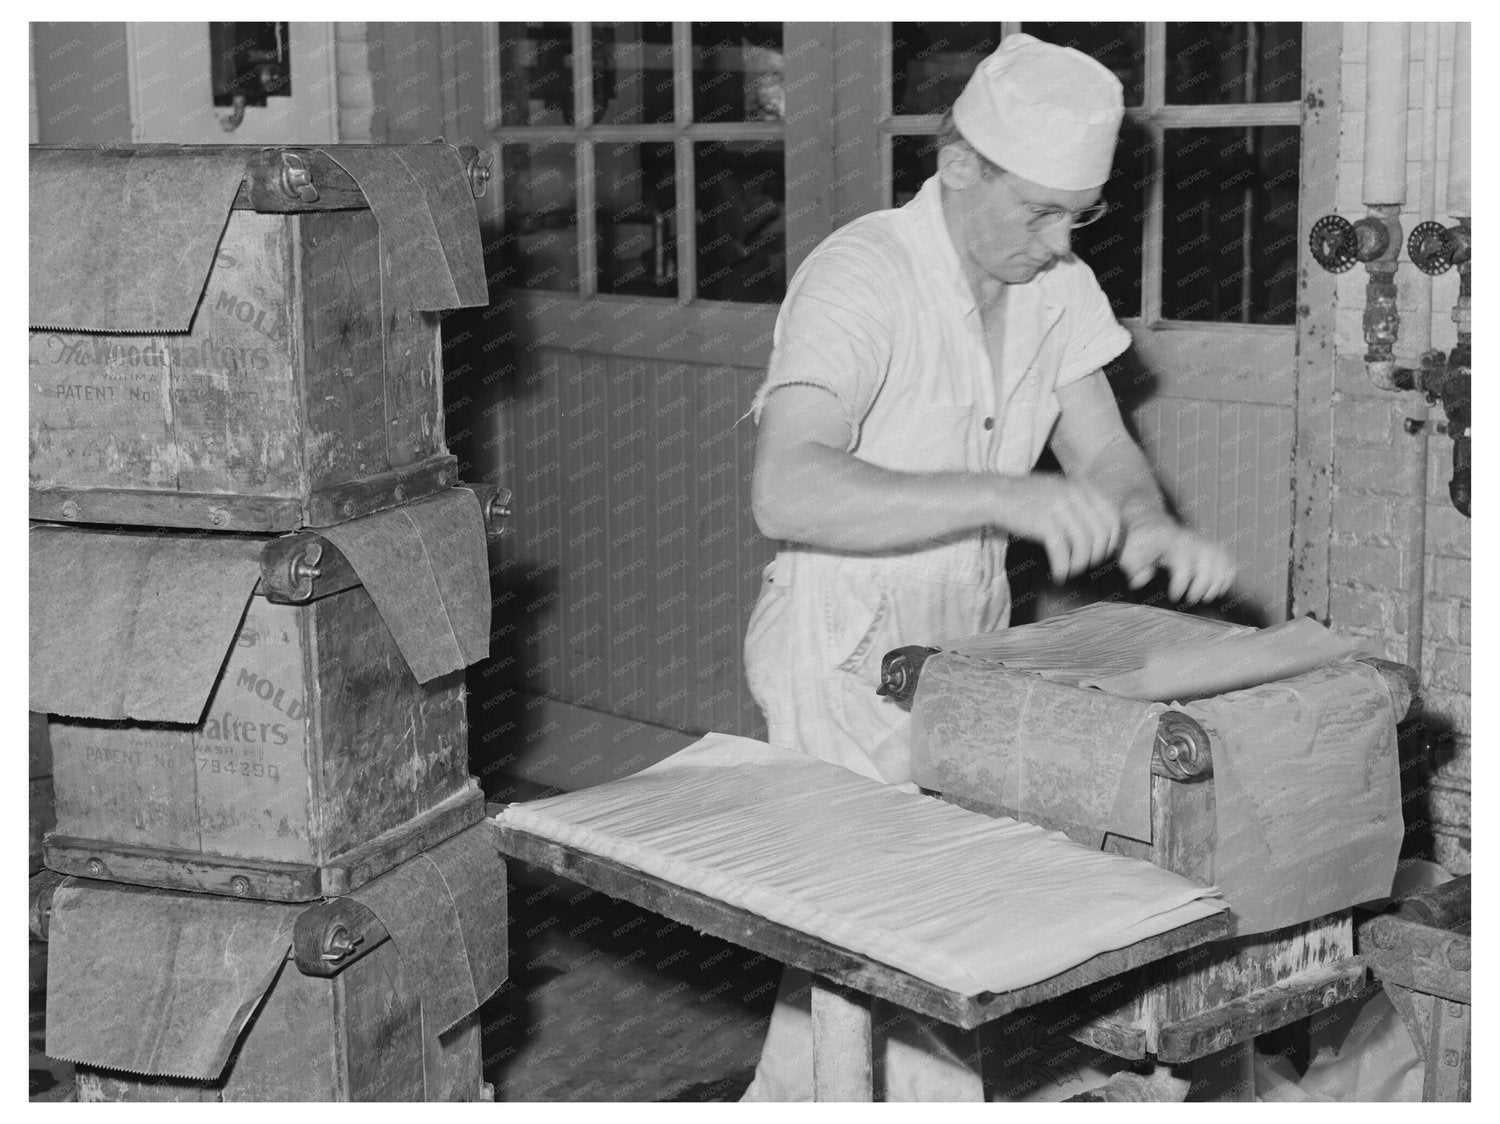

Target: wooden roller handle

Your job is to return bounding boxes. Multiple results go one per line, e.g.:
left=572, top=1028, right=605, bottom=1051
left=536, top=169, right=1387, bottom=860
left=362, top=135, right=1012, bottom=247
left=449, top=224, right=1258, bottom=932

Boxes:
left=1358, top=657, right=1421, bottom=722
left=1153, top=712, right=1212, bottom=781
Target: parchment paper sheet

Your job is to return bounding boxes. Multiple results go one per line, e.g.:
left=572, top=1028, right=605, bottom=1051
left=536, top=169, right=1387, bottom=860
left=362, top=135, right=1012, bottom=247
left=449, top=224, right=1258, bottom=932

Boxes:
left=501, top=733, right=1225, bottom=997
left=1182, top=663, right=1403, bottom=935
left=45, top=879, right=297, bottom=1080
left=318, top=488, right=492, bottom=683
left=344, top=821, right=508, bottom=1035
left=322, top=145, right=488, bottom=312
left=30, top=148, right=250, bottom=332
left=29, top=526, right=262, bottom=723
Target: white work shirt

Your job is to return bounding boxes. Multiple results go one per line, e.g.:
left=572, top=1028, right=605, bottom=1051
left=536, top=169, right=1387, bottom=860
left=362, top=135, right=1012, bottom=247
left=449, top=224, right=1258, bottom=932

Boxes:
left=755, top=173, right=1129, bottom=483
left=745, top=173, right=1131, bottom=784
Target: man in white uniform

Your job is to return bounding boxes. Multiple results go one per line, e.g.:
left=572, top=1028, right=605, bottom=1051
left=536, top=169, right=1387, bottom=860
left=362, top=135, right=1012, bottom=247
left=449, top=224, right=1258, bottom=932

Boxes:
left=740, top=34, right=1237, bottom=1100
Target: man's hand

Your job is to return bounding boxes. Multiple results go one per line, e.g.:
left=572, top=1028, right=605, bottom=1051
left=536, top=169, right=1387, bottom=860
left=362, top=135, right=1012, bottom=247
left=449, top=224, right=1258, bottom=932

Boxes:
left=1118, top=515, right=1236, bottom=605
left=998, top=475, right=1122, bottom=584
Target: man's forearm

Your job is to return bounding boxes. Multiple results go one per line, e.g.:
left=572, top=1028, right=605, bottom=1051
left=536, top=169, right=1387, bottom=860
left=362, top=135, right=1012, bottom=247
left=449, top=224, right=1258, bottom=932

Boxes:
left=1071, top=431, right=1172, bottom=530
left=752, top=382, right=1124, bottom=573
left=753, top=439, right=1123, bottom=582
left=1068, top=429, right=1238, bottom=601
left=751, top=439, right=1003, bottom=551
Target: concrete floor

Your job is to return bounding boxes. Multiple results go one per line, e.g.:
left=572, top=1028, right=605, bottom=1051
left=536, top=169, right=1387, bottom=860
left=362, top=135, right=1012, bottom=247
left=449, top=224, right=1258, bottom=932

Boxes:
left=482, top=862, right=781, bottom=1101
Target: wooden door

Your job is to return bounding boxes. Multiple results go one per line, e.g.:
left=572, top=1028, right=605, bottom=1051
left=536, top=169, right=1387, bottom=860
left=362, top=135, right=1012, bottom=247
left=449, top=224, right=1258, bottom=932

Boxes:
left=455, top=23, right=838, bottom=737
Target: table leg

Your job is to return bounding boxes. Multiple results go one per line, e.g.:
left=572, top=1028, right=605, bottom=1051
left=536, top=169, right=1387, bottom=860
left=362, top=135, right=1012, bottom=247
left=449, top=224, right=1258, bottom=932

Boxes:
left=811, top=977, right=874, bottom=1101
left=1224, top=1040, right=1256, bottom=1101
left=1421, top=995, right=1471, bottom=1102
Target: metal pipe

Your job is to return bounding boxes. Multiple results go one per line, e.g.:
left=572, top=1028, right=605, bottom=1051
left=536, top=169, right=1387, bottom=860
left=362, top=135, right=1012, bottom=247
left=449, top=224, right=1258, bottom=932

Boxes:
left=1401, top=24, right=1441, bottom=676
left=1448, top=24, right=1470, bottom=218
left=1364, top=23, right=1411, bottom=206
left=1446, top=24, right=1472, bottom=518
left=1362, top=24, right=1411, bottom=389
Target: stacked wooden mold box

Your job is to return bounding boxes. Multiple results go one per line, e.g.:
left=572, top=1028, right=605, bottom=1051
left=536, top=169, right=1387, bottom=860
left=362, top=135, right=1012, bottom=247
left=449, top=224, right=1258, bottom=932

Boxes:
left=28, top=143, right=510, bottom=1102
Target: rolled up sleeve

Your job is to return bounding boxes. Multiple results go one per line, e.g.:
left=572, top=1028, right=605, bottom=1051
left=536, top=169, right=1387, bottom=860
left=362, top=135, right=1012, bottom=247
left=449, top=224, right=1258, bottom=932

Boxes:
left=751, top=246, right=894, bottom=449
left=1054, top=261, right=1132, bottom=388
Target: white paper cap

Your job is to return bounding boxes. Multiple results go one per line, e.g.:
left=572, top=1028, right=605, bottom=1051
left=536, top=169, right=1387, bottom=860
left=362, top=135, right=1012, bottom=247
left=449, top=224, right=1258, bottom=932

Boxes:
left=952, top=33, right=1124, bottom=191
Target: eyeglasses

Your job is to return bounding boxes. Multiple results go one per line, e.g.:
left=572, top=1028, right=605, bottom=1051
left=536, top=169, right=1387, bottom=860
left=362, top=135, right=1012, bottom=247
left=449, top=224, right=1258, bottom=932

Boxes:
left=991, top=173, right=1109, bottom=232
left=1022, top=200, right=1109, bottom=232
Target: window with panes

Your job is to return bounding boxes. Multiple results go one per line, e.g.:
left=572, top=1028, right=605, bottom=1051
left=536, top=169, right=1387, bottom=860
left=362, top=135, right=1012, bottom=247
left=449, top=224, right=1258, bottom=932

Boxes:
left=491, top=22, right=789, bottom=305
left=881, top=22, right=1302, bottom=325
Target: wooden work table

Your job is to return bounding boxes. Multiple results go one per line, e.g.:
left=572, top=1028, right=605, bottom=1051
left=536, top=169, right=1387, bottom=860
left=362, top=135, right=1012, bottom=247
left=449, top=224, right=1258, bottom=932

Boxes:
left=492, top=820, right=1230, bottom=1101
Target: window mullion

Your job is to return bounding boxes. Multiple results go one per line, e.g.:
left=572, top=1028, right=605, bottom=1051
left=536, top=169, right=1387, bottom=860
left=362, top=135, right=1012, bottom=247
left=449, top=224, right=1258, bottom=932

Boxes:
left=576, top=141, right=598, bottom=299
left=674, top=143, right=697, bottom=304
left=1240, top=23, right=1260, bottom=323
left=878, top=114, right=944, bottom=137
left=876, top=23, right=895, bottom=209
left=1142, top=22, right=1167, bottom=327
left=672, top=23, right=696, bottom=301
left=681, top=122, right=783, bottom=141
left=491, top=21, right=798, bottom=308
left=573, top=24, right=597, bottom=297
left=672, top=23, right=692, bottom=125
left=783, top=22, right=833, bottom=277
left=571, top=23, right=594, bottom=127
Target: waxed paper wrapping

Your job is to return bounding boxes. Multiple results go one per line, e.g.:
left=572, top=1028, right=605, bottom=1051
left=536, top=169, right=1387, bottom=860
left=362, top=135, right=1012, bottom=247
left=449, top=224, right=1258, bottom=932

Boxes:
left=344, top=822, right=508, bottom=1034
left=44, top=878, right=297, bottom=1080
left=29, top=526, right=263, bottom=723
left=940, top=602, right=1360, bottom=702
left=501, top=733, right=1225, bottom=998
left=321, top=145, right=488, bottom=312
left=941, top=601, right=1251, bottom=684
left=910, top=653, right=1165, bottom=847
left=1086, top=617, right=1360, bottom=701
left=317, top=488, right=492, bottom=683
left=1182, top=662, right=1403, bottom=936
left=29, top=148, right=251, bottom=332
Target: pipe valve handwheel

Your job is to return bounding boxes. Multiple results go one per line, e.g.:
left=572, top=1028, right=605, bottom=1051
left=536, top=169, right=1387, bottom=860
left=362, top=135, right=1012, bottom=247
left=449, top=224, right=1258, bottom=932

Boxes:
left=1310, top=214, right=1359, bottom=273
left=1407, top=221, right=1455, bottom=275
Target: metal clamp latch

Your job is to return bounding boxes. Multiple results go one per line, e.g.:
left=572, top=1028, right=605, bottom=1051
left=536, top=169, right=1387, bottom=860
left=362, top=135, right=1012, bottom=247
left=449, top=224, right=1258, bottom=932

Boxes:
left=279, top=152, right=319, bottom=204
left=286, top=540, right=324, bottom=601
left=467, top=150, right=494, bottom=199
left=484, top=486, right=513, bottom=534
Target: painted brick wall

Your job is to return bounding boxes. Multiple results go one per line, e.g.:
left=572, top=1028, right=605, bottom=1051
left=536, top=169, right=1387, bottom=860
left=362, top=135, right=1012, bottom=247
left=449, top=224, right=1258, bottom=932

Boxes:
left=1330, top=23, right=1469, bottom=872
left=32, top=23, right=370, bottom=144
left=333, top=23, right=375, bottom=143
left=30, top=23, right=131, bottom=145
